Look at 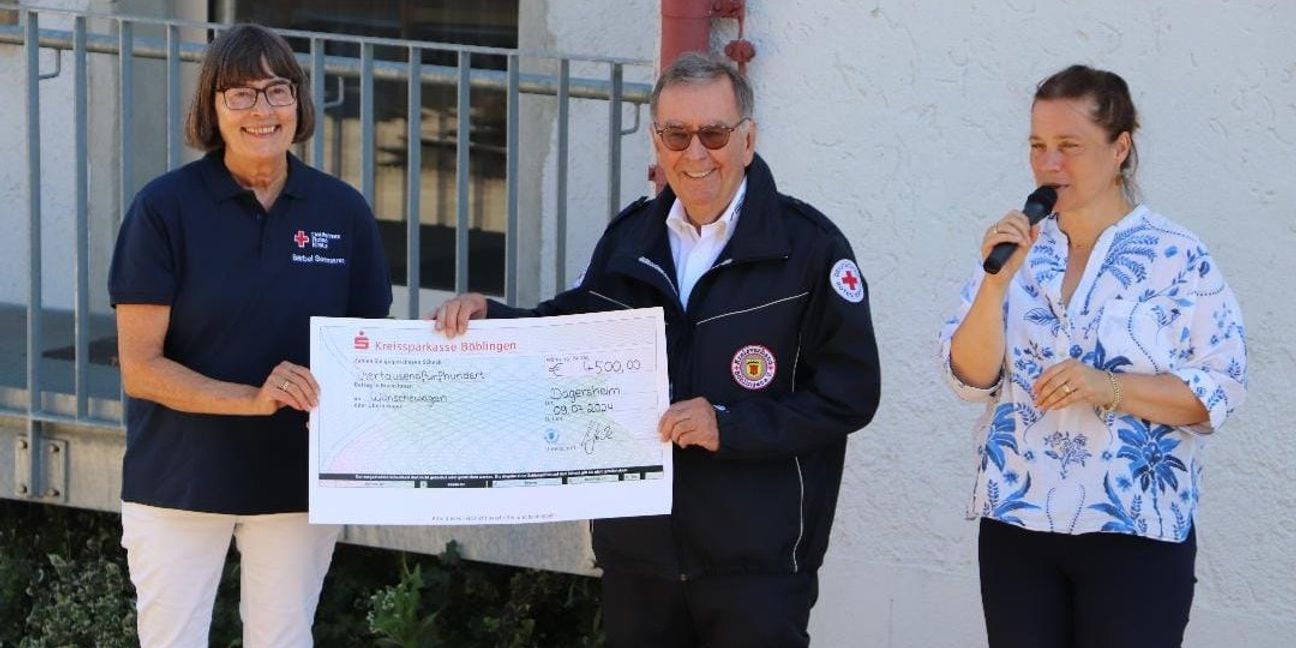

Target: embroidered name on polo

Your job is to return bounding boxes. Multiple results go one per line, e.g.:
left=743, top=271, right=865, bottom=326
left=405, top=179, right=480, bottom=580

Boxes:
left=292, top=253, right=346, bottom=265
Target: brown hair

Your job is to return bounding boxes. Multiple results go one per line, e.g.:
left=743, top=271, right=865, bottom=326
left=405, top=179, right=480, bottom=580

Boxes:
left=1034, top=64, right=1139, bottom=196
left=184, top=23, right=315, bottom=151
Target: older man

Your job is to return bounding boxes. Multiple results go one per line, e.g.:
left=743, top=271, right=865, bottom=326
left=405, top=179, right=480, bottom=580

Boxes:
left=433, top=52, right=880, bottom=647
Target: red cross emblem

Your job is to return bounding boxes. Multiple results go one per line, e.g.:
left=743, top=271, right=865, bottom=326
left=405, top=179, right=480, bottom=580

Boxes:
left=840, top=270, right=859, bottom=291
left=293, top=230, right=309, bottom=248
left=830, top=259, right=865, bottom=303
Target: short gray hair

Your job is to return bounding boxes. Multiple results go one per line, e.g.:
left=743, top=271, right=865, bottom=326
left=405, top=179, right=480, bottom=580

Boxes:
left=650, top=52, right=754, bottom=120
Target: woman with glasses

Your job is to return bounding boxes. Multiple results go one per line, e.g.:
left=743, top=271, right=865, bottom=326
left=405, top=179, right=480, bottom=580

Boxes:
left=938, top=64, right=1247, bottom=647
left=108, top=24, right=390, bottom=647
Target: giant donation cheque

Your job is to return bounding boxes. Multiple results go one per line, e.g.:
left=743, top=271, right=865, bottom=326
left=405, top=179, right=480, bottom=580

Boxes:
left=308, top=308, right=671, bottom=525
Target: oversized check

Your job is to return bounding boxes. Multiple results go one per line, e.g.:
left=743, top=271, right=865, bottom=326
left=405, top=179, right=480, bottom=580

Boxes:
left=308, top=308, right=671, bottom=525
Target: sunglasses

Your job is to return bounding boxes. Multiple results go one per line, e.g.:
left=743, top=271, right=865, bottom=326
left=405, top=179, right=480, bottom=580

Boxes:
left=653, top=117, right=750, bottom=151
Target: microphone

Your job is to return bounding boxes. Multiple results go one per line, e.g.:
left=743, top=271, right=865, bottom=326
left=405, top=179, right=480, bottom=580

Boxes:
left=982, top=186, right=1058, bottom=275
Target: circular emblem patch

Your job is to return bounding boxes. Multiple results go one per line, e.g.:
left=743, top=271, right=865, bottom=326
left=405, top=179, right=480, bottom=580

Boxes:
left=829, top=259, right=865, bottom=303
left=731, top=345, right=777, bottom=390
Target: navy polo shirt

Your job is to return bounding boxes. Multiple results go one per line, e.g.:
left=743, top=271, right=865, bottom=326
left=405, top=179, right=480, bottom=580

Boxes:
left=108, top=152, right=392, bottom=514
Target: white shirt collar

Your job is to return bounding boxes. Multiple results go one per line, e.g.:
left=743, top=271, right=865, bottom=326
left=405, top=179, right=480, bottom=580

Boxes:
left=665, top=178, right=748, bottom=240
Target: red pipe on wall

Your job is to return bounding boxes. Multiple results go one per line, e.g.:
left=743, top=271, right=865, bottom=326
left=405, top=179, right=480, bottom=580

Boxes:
left=661, top=0, right=713, bottom=69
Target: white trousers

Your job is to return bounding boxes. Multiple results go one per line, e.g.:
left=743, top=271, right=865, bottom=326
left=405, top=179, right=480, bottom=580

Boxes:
left=120, top=502, right=342, bottom=648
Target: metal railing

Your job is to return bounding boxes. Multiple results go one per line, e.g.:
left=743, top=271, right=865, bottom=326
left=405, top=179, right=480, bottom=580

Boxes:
left=0, top=2, right=653, bottom=523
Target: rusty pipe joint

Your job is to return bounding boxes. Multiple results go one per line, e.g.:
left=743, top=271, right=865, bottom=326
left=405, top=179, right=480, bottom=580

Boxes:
left=724, top=39, right=756, bottom=65
left=712, top=0, right=745, bottom=19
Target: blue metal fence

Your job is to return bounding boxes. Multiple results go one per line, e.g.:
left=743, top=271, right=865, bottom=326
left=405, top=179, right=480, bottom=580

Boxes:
left=0, top=2, right=652, bottom=526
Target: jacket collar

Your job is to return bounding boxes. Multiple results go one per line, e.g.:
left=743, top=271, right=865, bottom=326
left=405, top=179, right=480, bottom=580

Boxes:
left=615, top=153, right=790, bottom=264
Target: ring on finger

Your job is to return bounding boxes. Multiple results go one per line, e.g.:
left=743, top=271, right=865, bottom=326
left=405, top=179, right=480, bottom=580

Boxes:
left=1063, top=383, right=1074, bottom=395
left=992, top=225, right=1000, bottom=235
left=280, top=380, right=291, bottom=391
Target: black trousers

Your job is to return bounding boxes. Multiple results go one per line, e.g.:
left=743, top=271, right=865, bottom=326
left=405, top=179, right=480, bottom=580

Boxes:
left=601, top=569, right=818, bottom=648
left=979, top=518, right=1196, bottom=648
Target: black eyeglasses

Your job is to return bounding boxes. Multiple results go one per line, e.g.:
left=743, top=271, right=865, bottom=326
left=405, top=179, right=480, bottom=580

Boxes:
left=653, top=117, right=750, bottom=151
left=221, top=82, right=297, bottom=110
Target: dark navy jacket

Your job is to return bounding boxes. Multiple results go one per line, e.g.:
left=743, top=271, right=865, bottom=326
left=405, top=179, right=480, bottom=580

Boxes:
left=489, top=155, right=880, bottom=578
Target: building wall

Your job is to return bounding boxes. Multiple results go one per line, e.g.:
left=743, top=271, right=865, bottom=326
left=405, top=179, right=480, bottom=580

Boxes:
left=514, top=1, right=656, bottom=306
left=0, top=0, right=193, bottom=312
left=512, top=1, right=1296, bottom=643
left=530, top=0, right=658, bottom=298
left=2, top=0, right=106, bottom=312
left=704, top=1, right=1293, bottom=646
left=2, top=1, right=1292, bottom=644
left=0, top=15, right=25, bottom=304
left=185, top=8, right=1296, bottom=641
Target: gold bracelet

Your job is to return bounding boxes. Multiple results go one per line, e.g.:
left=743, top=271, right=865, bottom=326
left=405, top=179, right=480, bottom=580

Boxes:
left=1099, top=370, right=1122, bottom=417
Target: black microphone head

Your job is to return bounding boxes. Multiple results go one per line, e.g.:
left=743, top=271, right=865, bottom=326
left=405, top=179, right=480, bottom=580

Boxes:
left=1028, top=185, right=1058, bottom=212
left=1023, top=186, right=1058, bottom=223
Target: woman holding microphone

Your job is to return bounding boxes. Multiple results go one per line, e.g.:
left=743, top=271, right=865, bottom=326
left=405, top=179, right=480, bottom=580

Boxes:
left=939, top=65, right=1247, bottom=647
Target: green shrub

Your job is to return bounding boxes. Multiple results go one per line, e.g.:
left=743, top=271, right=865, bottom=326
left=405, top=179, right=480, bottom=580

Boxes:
left=0, top=524, right=37, bottom=646
left=368, top=560, right=442, bottom=647
left=365, top=541, right=606, bottom=648
left=20, top=553, right=137, bottom=648
left=0, top=500, right=137, bottom=647
left=0, top=501, right=605, bottom=647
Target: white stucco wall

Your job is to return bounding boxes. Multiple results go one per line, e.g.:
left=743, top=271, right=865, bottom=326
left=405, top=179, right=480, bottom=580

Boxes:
left=532, top=1, right=658, bottom=298
left=0, top=0, right=188, bottom=312
left=707, top=1, right=1293, bottom=646
left=512, top=0, right=656, bottom=303
left=0, top=0, right=110, bottom=312
left=513, top=1, right=1296, bottom=643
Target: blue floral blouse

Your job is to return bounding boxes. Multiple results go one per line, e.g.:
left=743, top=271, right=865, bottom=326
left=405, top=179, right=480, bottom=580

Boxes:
left=939, top=205, right=1247, bottom=542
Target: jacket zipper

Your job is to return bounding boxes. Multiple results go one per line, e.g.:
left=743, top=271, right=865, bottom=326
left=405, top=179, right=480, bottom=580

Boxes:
left=685, top=254, right=789, bottom=315
left=632, top=250, right=797, bottom=578
left=636, top=256, right=679, bottom=297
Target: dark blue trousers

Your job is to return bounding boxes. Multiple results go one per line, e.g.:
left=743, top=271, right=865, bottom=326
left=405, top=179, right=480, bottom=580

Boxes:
left=979, top=517, right=1196, bottom=648
left=601, top=569, right=818, bottom=648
